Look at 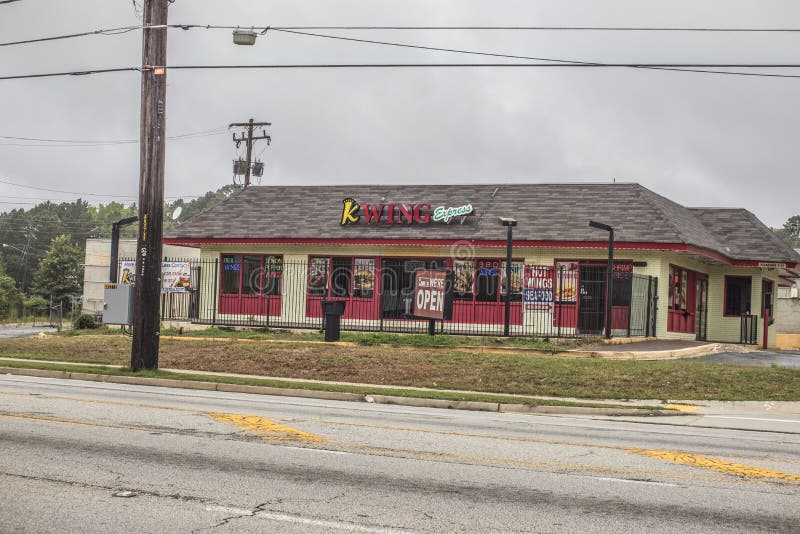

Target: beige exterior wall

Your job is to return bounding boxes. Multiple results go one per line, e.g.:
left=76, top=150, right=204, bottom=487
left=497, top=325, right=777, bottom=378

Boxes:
left=187, top=243, right=782, bottom=345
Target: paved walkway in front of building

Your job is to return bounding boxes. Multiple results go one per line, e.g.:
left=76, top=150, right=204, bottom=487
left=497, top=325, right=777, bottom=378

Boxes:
left=579, top=339, right=718, bottom=360
left=0, top=324, right=56, bottom=339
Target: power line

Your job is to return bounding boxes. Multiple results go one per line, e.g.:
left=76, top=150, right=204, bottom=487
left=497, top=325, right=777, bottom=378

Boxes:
left=0, top=25, right=141, bottom=47
left=0, top=67, right=139, bottom=81
left=2, top=63, right=800, bottom=82
left=0, top=127, right=228, bottom=147
left=178, top=23, right=800, bottom=33
left=0, top=178, right=200, bottom=199
left=267, top=28, right=800, bottom=79
left=0, top=126, right=226, bottom=144
left=5, top=23, right=800, bottom=49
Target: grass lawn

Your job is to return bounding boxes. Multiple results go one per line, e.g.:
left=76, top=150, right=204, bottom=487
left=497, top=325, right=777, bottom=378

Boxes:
left=154, top=326, right=586, bottom=351
left=1, top=332, right=798, bottom=401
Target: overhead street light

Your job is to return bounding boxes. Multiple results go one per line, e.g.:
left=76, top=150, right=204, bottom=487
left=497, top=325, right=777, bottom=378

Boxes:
left=499, top=217, right=518, bottom=337
left=589, top=220, right=615, bottom=339
left=233, top=29, right=258, bottom=46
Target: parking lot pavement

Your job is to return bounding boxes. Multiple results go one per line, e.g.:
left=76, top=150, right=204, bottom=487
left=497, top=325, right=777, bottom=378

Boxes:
left=0, top=325, right=56, bottom=339
left=683, top=350, right=800, bottom=369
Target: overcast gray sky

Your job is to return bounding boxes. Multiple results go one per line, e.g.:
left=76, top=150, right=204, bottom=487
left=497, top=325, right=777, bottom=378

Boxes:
left=1, top=0, right=798, bottom=227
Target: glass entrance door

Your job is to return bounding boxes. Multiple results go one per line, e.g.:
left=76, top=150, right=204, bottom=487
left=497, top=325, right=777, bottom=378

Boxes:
left=695, top=277, right=708, bottom=341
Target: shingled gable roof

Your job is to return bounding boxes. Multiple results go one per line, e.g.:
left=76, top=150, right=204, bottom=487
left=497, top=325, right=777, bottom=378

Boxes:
left=165, top=183, right=800, bottom=265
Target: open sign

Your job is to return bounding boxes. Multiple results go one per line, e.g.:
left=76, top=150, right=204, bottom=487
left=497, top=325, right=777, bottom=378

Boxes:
left=413, top=270, right=454, bottom=320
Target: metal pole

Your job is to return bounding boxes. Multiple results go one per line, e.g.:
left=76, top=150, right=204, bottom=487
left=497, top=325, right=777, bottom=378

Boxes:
left=504, top=223, right=513, bottom=336
left=131, top=0, right=169, bottom=371
left=645, top=276, right=653, bottom=337
left=110, top=222, right=120, bottom=283
left=557, top=265, right=564, bottom=338
left=605, top=228, right=614, bottom=339
left=211, top=259, right=219, bottom=326
left=110, top=216, right=137, bottom=283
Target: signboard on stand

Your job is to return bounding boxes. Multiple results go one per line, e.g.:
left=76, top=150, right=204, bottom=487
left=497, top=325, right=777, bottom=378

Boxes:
left=413, top=270, right=453, bottom=320
left=118, top=260, right=191, bottom=293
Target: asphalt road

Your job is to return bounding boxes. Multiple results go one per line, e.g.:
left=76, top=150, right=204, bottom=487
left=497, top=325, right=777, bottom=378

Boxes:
left=0, top=375, right=798, bottom=533
left=687, top=350, right=800, bottom=369
left=0, top=325, right=55, bottom=339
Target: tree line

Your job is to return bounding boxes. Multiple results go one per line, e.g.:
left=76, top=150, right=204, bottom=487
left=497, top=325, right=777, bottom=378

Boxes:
left=0, top=184, right=241, bottom=319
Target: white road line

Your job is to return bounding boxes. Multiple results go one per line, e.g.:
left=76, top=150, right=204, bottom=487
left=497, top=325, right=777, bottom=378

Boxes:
left=206, top=506, right=414, bottom=533
left=705, top=416, right=800, bottom=424
left=281, top=445, right=352, bottom=455
left=594, top=477, right=680, bottom=487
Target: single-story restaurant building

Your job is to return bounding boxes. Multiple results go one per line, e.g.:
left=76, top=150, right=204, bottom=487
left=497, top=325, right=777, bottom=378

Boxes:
left=163, top=183, right=800, bottom=346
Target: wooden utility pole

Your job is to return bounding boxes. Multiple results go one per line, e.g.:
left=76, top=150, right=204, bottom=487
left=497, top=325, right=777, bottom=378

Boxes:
left=230, top=119, right=271, bottom=186
left=131, top=0, right=168, bottom=371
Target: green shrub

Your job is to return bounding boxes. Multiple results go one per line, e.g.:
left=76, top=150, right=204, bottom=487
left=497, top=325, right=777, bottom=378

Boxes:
left=75, top=314, right=97, bottom=330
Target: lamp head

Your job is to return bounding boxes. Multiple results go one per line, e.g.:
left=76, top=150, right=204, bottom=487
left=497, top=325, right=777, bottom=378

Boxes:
left=499, top=217, right=517, bottom=227
left=589, top=220, right=612, bottom=232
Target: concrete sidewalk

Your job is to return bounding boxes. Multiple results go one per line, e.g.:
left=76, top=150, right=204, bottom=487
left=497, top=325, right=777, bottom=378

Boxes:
left=578, top=339, right=721, bottom=360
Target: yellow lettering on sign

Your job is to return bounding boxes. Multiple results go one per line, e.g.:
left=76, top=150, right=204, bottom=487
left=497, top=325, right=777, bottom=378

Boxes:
left=340, top=198, right=361, bottom=225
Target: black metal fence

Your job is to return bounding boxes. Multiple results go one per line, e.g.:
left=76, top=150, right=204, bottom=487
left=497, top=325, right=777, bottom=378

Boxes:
left=120, top=258, right=658, bottom=338
left=740, top=314, right=758, bottom=344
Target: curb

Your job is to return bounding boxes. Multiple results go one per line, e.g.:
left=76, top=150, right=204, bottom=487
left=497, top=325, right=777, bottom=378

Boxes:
left=0, top=366, right=678, bottom=417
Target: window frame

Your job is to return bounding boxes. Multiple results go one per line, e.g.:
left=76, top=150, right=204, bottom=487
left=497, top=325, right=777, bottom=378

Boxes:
left=723, top=275, right=752, bottom=317
left=219, top=253, right=283, bottom=297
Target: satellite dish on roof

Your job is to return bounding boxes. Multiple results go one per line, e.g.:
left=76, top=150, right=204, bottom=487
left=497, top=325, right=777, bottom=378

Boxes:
left=172, top=206, right=183, bottom=221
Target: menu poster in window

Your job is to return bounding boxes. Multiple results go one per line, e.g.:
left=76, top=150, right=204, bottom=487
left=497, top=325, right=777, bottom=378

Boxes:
left=162, top=261, right=191, bottom=293
left=266, top=256, right=283, bottom=278
left=118, top=260, right=137, bottom=285
left=452, top=260, right=474, bottom=298
left=613, top=262, right=633, bottom=281
left=353, top=258, right=375, bottom=298
left=308, top=258, right=329, bottom=295
left=554, top=261, right=578, bottom=303
left=523, top=265, right=553, bottom=311
left=413, top=270, right=453, bottom=320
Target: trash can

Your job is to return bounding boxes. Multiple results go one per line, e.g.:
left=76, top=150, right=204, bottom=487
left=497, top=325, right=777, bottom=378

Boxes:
left=321, top=300, right=347, bottom=342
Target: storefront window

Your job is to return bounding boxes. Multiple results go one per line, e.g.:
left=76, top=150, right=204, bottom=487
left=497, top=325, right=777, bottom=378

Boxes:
left=221, top=254, right=283, bottom=296
left=221, top=255, right=240, bottom=294
left=725, top=276, right=752, bottom=316
left=353, top=258, right=375, bottom=299
left=331, top=257, right=352, bottom=297
left=500, top=261, right=524, bottom=302
left=670, top=266, right=688, bottom=310
left=476, top=259, right=500, bottom=302
left=308, top=257, right=329, bottom=297
left=242, top=255, right=262, bottom=295
left=262, top=255, right=282, bottom=296
left=453, top=260, right=474, bottom=301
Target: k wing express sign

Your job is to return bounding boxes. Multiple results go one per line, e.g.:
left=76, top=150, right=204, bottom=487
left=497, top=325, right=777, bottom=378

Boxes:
left=340, top=198, right=474, bottom=226
left=413, top=270, right=454, bottom=320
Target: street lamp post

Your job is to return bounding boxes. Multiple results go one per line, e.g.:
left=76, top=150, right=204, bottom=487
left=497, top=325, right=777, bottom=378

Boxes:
left=589, top=221, right=614, bottom=339
left=109, top=217, right=138, bottom=283
left=499, top=217, right=518, bottom=336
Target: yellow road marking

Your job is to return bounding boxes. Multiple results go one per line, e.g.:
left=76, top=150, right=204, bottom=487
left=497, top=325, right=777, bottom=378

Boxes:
left=628, top=448, right=800, bottom=482
left=2, top=410, right=795, bottom=486
left=663, top=404, right=703, bottom=413
left=207, top=412, right=329, bottom=443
